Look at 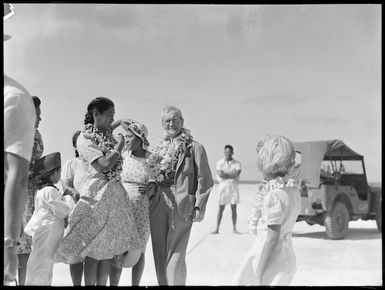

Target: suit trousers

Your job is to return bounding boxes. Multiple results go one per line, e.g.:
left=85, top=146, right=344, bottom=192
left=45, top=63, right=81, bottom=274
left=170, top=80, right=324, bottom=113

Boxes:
left=149, top=186, right=193, bottom=286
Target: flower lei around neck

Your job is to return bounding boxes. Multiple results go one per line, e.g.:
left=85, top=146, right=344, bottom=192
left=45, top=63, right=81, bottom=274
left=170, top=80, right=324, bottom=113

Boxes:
left=148, top=128, right=193, bottom=183
left=83, top=123, right=123, bottom=181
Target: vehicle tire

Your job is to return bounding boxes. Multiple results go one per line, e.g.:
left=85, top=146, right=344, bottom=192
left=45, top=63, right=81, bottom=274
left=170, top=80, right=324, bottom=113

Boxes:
left=324, top=201, right=350, bottom=240
left=376, top=202, right=381, bottom=233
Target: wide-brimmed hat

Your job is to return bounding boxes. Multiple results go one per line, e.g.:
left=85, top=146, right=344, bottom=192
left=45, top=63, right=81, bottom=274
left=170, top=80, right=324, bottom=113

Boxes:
left=32, top=152, right=61, bottom=176
left=121, top=119, right=150, bottom=150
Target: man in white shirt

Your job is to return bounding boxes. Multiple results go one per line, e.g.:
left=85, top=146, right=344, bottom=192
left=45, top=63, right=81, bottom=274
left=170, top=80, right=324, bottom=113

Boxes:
left=4, top=3, right=37, bottom=284
left=212, top=145, right=242, bottom=234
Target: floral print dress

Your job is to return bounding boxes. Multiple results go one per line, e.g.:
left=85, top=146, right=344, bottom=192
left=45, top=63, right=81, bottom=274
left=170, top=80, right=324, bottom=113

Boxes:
left=55, top=125, right=141, bottom=262
left=121, top=150, right=151, bottom=253
left=18, top=129, right=44, bottom=255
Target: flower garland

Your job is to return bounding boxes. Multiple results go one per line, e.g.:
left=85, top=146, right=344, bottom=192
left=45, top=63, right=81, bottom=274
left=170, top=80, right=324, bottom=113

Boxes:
left=148, top=128, right=193, bottom=183
left=82, top=123, right=123, bottom=181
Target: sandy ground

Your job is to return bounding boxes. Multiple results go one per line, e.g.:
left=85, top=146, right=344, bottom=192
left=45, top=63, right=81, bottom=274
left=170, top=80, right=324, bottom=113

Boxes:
left=52, top=184, right=382, bottom=286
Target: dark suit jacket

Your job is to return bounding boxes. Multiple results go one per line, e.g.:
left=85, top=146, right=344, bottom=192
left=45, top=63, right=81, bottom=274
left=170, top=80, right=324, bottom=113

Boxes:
left=173, top=140, right=214, bottom=219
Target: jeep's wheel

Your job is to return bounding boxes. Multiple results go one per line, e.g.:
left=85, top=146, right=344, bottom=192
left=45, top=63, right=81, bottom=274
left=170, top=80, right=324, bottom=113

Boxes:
left=325, top=201, right=349, bottom=240
left=376, top=202, right=381, bottom=233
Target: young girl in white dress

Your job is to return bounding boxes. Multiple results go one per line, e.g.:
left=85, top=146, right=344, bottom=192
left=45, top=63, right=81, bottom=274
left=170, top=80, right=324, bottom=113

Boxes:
left=24, top=152, right=75, bottom=286
left=234, top=135, right=301, bottom=286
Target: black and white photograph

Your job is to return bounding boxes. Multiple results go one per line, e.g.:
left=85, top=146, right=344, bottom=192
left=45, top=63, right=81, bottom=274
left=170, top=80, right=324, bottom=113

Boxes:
left=4, top=3, right=381, bottom=286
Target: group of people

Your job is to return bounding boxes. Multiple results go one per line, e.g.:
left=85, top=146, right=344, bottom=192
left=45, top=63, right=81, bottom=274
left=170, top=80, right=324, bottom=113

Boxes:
left=4, top=3, right=302, bottom=286
left=5, top=91, right=214, bottom=286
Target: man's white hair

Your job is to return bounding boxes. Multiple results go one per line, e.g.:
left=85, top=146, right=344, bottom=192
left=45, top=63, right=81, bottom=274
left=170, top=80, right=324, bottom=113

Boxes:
left=161, top=105, right=184, bottom=121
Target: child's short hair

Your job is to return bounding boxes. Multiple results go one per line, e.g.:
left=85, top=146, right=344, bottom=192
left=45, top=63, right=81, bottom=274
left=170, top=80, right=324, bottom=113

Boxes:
left=256, top=135, right=295, bottom=179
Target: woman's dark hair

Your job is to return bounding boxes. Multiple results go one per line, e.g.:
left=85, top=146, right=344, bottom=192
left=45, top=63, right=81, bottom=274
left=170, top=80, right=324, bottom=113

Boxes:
left=72, top=130, right=81, bottom=158
left=34, top=167, right=61, bottom=190
left=31, top=96, right=41, bottom=108
left=225, top=144, right=234, bottom=151
left=84, top=97, right=114, bottom=125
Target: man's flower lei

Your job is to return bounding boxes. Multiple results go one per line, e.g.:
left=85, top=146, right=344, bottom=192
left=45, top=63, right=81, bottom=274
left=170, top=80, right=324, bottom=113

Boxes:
left=83, top=123, right=123, bottom=181
left=148, top=128, right=193, bottom=183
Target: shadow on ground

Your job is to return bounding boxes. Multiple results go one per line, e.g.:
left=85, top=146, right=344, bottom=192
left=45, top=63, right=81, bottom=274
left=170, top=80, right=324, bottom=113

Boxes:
left=293, top=228, right=381, bottom=240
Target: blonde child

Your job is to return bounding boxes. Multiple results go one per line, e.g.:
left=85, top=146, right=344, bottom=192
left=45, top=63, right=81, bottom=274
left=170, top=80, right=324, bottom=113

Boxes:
left=24, top=152, right=75, bottom=285
left=234, top=135, right=301, bottom=286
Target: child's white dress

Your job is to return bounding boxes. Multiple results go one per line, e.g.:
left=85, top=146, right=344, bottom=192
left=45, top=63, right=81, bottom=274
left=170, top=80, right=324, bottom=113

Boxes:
left=24, top=185, right=74, bottom=286
left=233, top=177, right=301, bottom=286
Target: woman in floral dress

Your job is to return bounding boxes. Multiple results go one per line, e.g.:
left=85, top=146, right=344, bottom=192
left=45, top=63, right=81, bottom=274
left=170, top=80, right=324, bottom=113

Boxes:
left=109, top=119, right=152, bottom=286
left=55, top=97, right=141, bottom=286
left=17, top=96, right=43, bottom=286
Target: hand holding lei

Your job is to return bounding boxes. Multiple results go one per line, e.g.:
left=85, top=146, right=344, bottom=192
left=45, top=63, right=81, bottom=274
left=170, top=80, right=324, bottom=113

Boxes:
left=82, top=123, right=123, bottom=181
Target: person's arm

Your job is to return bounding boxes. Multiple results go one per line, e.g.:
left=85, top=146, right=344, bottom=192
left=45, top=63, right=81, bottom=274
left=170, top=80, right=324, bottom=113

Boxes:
left=95, top=135, right=124, bottom=170
left=229, top=161, right=242, bottom=178
left=254, top=189, right=286, bottom=283
left=111, top=119, right=122, bottom=131
left=61, top=160, right=80, bottom=201
left=248, top=183, right=265, bottom=234
left=62, top=180, right=80, bottom=202
left=43, top=188, right=72, bottom=219
left=254, top=224, right=281, bottom=284
left=224, top=169, right=241, bottom=179
left=217, top=169, right=229, bottom=179
left=79, top=134, right=125, bottom=171
left=112, top=118, right=137, bottom=131
left=4, top=153, right=30, bottom=282
left=192, top=143, right=214, bottom=222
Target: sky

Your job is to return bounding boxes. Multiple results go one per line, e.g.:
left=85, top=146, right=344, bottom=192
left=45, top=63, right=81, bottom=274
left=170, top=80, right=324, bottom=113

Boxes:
left=4, top=4, right=381, bottom=182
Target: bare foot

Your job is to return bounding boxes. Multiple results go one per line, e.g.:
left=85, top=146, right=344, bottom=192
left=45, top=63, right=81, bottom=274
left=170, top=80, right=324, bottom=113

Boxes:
left=211, top=230, right=219, bottom=234
left=233, top=229, right=241, bottom=234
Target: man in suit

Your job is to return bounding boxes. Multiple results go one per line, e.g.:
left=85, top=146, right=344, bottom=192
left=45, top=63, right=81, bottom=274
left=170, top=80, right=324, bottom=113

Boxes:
left=148, top=105, right=213, bottom=285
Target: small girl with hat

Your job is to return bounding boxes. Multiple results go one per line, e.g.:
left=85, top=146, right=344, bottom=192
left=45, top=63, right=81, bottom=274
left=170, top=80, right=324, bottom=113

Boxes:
left=109, top=119, right=152, bottom=286
left=234, top=135, right=301, bottom=286
left=24, top=152, right=76, bottom=286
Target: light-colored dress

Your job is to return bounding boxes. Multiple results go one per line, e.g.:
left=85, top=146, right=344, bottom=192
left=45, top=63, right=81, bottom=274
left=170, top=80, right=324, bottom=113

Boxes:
left=55, top=131, right=141, bottom=262
left=24, top=185, right=74, bottom=286
left=216, top=158, right=241, bottom=205
left=18, top=129, right=44, bottom=255
left=121, top=150, right=151, bottom=253
left=233, top=177, right=301, bottom=286
left=61, top=157, right=89, bottom=198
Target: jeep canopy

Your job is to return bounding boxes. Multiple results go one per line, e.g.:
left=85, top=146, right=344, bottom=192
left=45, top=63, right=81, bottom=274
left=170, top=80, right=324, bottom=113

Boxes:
left=291, top=140, right=363, bottom=188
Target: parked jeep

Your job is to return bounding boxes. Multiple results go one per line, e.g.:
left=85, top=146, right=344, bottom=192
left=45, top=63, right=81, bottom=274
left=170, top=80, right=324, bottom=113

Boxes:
left=291, top=140, right=382, bottom=239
